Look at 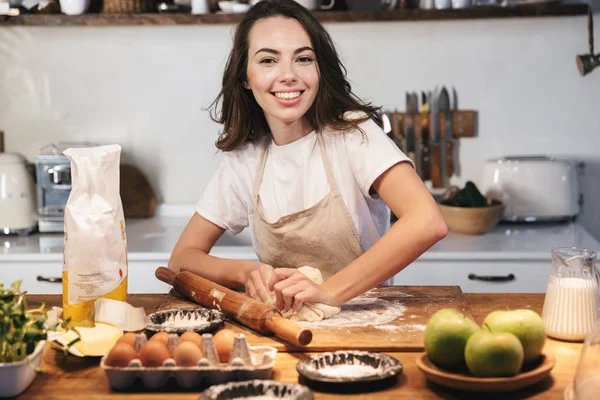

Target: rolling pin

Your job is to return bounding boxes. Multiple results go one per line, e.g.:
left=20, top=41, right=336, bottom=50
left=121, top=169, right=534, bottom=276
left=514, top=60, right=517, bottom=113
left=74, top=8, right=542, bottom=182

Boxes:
left=155, top=267, right=313, bottom=346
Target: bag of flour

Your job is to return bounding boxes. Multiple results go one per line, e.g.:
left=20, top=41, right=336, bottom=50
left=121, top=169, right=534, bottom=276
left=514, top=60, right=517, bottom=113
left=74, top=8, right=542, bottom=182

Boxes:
left=62, top=144, right=128, bottom=327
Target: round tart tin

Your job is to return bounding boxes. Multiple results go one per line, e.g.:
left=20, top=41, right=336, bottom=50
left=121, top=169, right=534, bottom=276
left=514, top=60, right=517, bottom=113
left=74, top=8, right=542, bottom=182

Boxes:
left=199, top=379, right=313, bottom=400
left=145, top=307, right=224, bottom=335
left=296, top=350, right=403, bottom=393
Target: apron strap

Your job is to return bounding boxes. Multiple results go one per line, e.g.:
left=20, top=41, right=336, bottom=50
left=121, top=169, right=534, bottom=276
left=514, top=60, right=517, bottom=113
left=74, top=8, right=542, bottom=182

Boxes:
left=315, top=132, right=341, bottom=195
left=252, top=140, right=270, bottom=208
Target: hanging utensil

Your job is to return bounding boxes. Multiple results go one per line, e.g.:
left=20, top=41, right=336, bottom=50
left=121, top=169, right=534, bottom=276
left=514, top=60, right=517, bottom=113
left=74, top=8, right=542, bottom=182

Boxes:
left=438, top=86, right=455, bottom=180
left=429, top=87, right=444, bottom=188
left=406, top=92, right=419, bottom=176
left=576, top=7, right=599, bottom=76
left=419, top=92, right=431, bottom=182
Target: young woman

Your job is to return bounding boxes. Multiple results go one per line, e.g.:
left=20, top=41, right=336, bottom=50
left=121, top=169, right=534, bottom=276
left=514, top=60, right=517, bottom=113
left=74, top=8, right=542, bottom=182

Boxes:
left=168, top=0, right=447, bottom=314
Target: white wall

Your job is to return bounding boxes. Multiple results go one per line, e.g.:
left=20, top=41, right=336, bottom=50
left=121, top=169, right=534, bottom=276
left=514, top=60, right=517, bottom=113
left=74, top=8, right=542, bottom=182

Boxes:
left=1, top=15, right=599, bottom=237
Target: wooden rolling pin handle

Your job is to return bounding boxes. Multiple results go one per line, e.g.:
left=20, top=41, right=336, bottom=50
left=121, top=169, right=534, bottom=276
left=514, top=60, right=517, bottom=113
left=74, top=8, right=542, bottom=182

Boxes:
left=265, top=315, right=313, bottom=346
left=155, top=266, right=176, bottom=286
left=155, top=267, right=313, bottom=347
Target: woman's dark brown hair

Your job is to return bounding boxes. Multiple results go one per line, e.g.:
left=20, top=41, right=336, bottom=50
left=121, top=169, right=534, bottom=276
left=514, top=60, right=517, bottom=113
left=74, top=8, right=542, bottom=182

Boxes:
left=209, top=0, right=382, bottom=152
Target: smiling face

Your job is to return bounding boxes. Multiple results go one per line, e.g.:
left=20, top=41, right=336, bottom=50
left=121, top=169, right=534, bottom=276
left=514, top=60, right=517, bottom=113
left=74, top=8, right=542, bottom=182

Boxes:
left=245, top=16, right=319, bottom=132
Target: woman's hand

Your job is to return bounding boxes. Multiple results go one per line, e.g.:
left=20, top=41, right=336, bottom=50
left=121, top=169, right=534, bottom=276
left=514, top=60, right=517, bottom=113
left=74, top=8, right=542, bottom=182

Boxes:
left=245, top=263, right=275, bottom=304
left=269, top=268, right=333, bottom=312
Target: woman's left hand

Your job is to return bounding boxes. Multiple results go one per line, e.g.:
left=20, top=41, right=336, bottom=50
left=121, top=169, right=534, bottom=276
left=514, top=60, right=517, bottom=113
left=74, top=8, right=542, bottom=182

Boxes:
left=268, top=268, right=333, bottom=312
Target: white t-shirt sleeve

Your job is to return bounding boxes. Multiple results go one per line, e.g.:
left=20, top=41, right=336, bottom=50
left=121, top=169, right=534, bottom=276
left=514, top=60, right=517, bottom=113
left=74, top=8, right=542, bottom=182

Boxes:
left=343, top=117, right=415, bottom=199
left=194, top=152, right=250, bottom=235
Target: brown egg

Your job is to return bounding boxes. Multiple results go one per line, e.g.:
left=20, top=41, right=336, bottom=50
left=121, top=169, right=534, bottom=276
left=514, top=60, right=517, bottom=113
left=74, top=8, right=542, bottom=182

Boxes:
left=179, top=331, right=202, bottom=347
left=118, top=332, right=138, bottom=347
left=149, top=331, right=170, bottom=346
left=212, top=329, right=236, bottom=363
left=138, top=341, right=171, bottom=367
left=105, top=342, right=137, bottom=368
left=173, top=341, right=203, bottom=367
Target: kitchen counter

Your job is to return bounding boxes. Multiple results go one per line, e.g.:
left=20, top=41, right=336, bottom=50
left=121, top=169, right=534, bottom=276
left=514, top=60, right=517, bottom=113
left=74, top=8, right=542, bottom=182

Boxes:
left=17, top=291, right=580, bottom=399
left=2, top=204, right=599, bottom=263
left=0, top=205, right=256, bottom=263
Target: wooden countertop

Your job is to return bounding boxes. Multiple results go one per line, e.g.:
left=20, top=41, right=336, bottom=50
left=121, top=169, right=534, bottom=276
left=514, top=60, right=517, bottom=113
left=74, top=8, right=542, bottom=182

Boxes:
left=19, top=292, right=580, bottom=399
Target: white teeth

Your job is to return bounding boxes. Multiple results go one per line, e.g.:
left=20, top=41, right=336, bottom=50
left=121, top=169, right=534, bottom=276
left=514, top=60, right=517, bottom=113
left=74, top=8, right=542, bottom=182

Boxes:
left=274, top=91, right=301, bottom=100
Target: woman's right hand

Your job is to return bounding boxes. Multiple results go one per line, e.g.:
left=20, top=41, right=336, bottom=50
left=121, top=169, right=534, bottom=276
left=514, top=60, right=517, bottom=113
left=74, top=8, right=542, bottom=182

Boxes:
left=245, top=263, right=275, bottom=304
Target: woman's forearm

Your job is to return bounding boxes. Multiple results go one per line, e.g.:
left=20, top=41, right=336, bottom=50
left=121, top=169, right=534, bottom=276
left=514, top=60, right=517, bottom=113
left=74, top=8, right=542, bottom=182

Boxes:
left=322, top=212, right=447, bottom=306
left=168, top=248, right=261, bottom=290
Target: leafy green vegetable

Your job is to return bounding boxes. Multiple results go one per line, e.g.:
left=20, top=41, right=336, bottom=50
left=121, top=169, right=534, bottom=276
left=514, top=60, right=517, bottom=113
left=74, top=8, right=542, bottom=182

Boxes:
left=0, top=280, right=79, bottom=364
left=440, top=181, right=488, bottom=208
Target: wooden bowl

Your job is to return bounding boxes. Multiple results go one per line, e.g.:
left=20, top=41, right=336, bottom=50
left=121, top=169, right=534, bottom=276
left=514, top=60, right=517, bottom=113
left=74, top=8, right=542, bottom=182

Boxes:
left=438, top=199, right=505, bottom=235
left=416, top=352, right=555, bottom=392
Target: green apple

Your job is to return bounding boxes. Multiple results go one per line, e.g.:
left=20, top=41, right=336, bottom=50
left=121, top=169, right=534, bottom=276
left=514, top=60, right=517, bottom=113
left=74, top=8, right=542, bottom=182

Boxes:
left=482, top=309, right=546, bottom=364
left=464, top=330, right=524, bottom=377
left=424, top=309, right=480, bottom=370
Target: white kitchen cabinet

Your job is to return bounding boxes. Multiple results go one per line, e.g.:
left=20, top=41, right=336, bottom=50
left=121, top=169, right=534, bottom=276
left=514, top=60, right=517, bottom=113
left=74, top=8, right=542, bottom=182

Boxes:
left=393, top=259, right=551, bottom=293
left=0, top=260, right=175, bottom=295
left=1, top=261, right=63, bottom=295
left=127, top=261, right=175, bottom=294
left=0, top=249, right=260, bottom=295
left=2, top=257, right=550, bottom=295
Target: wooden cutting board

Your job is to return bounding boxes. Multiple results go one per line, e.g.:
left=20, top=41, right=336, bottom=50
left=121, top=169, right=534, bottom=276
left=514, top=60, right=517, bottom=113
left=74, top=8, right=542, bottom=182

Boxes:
left=157, top=286, right=476, bottom=353
left=120, top=164, right=157, bottom=218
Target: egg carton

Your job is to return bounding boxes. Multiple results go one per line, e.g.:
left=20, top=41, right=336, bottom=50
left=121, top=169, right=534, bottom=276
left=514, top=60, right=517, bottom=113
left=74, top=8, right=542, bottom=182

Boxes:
left=100, top=332, right=277, bottom=390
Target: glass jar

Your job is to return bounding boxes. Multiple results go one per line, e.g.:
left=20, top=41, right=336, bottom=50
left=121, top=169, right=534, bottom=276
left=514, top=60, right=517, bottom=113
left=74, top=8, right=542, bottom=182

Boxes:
left=567, top=320, right=600, bottom=399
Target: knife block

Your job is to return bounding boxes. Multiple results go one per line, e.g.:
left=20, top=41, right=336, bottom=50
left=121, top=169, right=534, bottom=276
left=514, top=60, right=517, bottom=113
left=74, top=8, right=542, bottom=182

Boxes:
left=402, top=110, right=477, bottom=139
left=385, top=109, right=478, bottom=190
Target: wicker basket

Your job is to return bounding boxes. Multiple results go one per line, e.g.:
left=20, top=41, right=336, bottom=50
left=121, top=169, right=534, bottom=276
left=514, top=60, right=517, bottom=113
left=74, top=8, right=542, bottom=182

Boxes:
left=102, top=0, right=158, bottom=13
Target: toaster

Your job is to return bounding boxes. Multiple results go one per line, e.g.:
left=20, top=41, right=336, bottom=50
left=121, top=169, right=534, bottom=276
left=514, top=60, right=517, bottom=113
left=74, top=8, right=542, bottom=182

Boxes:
left=480, top=155, right=582, bottom=222
left=35, top=142, right=97, bottom=233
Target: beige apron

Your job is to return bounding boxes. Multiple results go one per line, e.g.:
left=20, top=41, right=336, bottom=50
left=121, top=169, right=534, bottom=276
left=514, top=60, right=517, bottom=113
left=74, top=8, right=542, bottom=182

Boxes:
left=252, top=133, right=364, bottom=280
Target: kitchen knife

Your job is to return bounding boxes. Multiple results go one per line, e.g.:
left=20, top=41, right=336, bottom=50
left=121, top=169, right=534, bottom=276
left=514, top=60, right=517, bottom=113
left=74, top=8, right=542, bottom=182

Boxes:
left=411, top=92, right=421, bottom=175
left=405, top=93, right=419, bottom=175
left=420, top=91, right=429, bottom=113
left=155, top=267, right=313, bottom=346
left=440, top=87, right=456, bottom=178
left=429, top=87, right=444, bottom=188
left=452, top=87, right=459, bottom=110
left=420, top=115, right=431, bottom=181
left=417, top=92, right=431, bottom=181
left=389, top=111, right=404, bottom=150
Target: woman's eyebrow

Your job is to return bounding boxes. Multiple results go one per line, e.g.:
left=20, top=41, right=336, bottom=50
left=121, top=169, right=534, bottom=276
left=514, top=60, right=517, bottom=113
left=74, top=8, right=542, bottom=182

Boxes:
left=254, top=46, right=315, bottom=56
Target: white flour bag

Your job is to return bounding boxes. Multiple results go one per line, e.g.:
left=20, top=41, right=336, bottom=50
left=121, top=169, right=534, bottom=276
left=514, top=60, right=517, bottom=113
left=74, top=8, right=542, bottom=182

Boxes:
left=62, top=144, right=128, bottom=327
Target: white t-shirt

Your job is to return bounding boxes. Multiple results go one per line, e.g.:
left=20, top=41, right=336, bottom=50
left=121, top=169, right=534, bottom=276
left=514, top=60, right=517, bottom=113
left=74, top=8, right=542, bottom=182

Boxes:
left=195, top=116, right=413, bottom=252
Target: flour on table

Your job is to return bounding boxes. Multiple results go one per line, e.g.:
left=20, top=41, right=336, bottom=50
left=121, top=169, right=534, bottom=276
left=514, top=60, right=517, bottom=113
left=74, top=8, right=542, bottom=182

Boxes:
left=317, top=364, right=379, bottom=378
left=374, top=324, right=399, bottom=331
left=239, top=397, right=279, bottom=400
left=399, top=323, right=426, bottom=332
left=374, top=322, right=425, bottom=332
left=266, top=266, right=407, bottom=326
left=294, top=296, right=406, bottom=328
left=239, top=396, right=280, bottom=400
left=158, top=314, right=210, bottom=329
